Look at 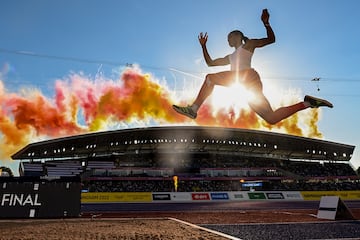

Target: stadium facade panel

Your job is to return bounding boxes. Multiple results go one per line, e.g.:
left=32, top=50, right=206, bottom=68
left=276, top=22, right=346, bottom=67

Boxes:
left=12, top=126, right=355, bottom=162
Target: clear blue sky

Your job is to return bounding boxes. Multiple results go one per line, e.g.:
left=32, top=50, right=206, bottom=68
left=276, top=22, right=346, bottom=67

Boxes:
left=1, top=0, right=360, bottom=174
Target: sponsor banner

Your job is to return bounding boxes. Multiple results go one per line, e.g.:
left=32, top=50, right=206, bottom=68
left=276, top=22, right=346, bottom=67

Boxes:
left=152, top=193, right=171, bottom=201
left=242, top=182, right=263, bottom=187
left=230, top=191, right=302, bottom=201
left=301, top=191, right=360, bottom=201
left=229, top=191, right=249, bottom=201
left=191, top=193, right=210, bottom=201
left=210, top=192, right=229, bottom=200
left=248, top=192, right=266, bottom=200
left=265, top=192, right=284, bottom=200
left=170, top=192, right=192, bottom=201
left=282, top=191, right=303, bottom=200
left=81, top=192, right=152, bottom=203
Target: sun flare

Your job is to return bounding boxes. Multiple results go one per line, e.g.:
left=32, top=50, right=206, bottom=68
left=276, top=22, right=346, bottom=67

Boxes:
left=208, top=77, right=303, bottom=121
left=210, top=83, right=254, bottom=111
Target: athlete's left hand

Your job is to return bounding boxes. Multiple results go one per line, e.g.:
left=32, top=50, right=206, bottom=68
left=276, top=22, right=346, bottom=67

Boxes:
left=261, top=9, right=270, bottom=24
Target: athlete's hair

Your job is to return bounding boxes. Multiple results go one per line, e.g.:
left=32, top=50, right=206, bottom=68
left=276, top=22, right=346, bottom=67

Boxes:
left=229, top=30, right=249, bottom=44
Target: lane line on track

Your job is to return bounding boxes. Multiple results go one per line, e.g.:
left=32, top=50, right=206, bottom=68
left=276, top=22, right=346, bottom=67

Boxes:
left=169, top=217, right=242, bottom=240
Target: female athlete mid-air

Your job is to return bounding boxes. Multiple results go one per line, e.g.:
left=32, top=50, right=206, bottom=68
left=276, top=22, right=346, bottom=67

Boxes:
left=173, top=9, right=333, bottom=124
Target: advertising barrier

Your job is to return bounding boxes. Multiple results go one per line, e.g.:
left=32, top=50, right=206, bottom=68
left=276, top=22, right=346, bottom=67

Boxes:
left=301, top=190, right=360, bottom=201
left=282, top=191, right=304, bottom=200
left=248, top=192, right=267, bottom=200
left=152, top=193, right=171, bottom=201
left=191, top=193, right=210, bottom=201
left=80, top=191, right=358, bottom=204
left=229, top=191, right=249, bottom=201
left=265, top=192, right=284, bottom=200
left=170, top=192, right=192, bottom=201
left=210, top=192, right=229, bottom=200
left=81, top=192, right=152, bottom=203
left=0, top=177, right=81, bottom=218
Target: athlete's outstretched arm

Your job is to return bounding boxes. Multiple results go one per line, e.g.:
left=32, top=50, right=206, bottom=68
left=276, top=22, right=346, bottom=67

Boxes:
left=261, top=9, right=275, bottom=44
left=199, top=32, right=229, bottom=67
left=247, top=9, right=276, bottom=50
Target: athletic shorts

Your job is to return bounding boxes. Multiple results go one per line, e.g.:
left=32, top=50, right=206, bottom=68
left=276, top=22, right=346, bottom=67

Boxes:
left=237, top=68, right=262, bottom=91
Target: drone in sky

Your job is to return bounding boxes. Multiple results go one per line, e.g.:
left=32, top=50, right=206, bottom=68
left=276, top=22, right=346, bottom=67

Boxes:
left=312, top=77, right=321, bottom=91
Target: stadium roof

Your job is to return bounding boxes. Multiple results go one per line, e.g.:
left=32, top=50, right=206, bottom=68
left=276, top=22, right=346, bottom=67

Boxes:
left=12, top=126, right=355, bottom=162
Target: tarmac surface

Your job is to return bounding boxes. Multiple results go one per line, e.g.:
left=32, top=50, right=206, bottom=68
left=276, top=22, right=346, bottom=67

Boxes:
left=202, top=221, right=360, bottom=240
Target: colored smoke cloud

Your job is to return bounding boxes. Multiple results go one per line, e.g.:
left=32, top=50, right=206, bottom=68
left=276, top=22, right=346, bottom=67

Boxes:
left=0, top=67, right=322, bottom=160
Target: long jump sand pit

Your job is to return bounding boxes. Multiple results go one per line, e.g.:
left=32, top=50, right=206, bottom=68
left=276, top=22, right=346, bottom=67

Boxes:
left=1, top=209, right=359, bottom=240
left=0, top=218, right=233, bottom=240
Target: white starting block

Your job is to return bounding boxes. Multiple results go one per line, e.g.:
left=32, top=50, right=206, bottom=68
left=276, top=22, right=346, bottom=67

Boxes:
left=317, top=196, right=354, bottom=220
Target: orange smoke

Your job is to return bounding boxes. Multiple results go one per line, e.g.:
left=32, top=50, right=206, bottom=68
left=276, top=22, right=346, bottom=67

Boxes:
left=0, top=67, right=322, bottom=161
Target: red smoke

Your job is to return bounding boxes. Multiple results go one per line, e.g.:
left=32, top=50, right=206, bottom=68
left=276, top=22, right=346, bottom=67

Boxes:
left=0, top=67, right=322, bottom=160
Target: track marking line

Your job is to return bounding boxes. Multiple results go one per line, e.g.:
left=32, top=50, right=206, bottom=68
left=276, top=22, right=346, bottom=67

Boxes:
left=168, top=217, right=242, bottom=240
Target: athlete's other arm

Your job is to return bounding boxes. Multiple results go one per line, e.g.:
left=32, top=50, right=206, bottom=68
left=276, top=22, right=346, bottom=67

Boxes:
left=198, top=32, right=230, bottom=67
left=246, top=9, right=276, bottom=52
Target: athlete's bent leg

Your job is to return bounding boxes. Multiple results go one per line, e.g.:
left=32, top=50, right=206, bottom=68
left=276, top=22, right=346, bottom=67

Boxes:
left=192, top=74, right=215, bottom=109
left=173, top=71, right=235, bottom=119
left=192, top=72, right=237, bottom=109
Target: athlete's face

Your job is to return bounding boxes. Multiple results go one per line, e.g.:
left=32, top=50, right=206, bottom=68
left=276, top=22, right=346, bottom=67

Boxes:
left=227, top=34, right=235, bottom=47
left=228, top=33, right=240, bottom=47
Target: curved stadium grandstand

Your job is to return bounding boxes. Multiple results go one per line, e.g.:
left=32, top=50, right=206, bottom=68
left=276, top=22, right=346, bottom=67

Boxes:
left=12, top=126, right=359, bottom=192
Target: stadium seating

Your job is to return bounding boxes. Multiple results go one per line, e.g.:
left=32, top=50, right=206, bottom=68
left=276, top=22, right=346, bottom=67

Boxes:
left=20, top=156, right=359, bottom=192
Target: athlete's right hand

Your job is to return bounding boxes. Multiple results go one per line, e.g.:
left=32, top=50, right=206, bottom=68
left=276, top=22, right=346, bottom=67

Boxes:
left=198, top=32, right=208, bottom=46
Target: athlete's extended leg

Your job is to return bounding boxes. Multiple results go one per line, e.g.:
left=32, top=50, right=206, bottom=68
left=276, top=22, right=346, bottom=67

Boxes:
left=173, top=71, right=236, bottom=119
left=242, top=68, right=333, bottom=124
left=249, top=92, right=333, bottom=125
left=248, top=93, right=305, bottom=124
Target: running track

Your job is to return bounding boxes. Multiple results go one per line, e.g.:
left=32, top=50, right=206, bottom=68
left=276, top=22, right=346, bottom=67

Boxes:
left=81, top=200, right=360, bottom=213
